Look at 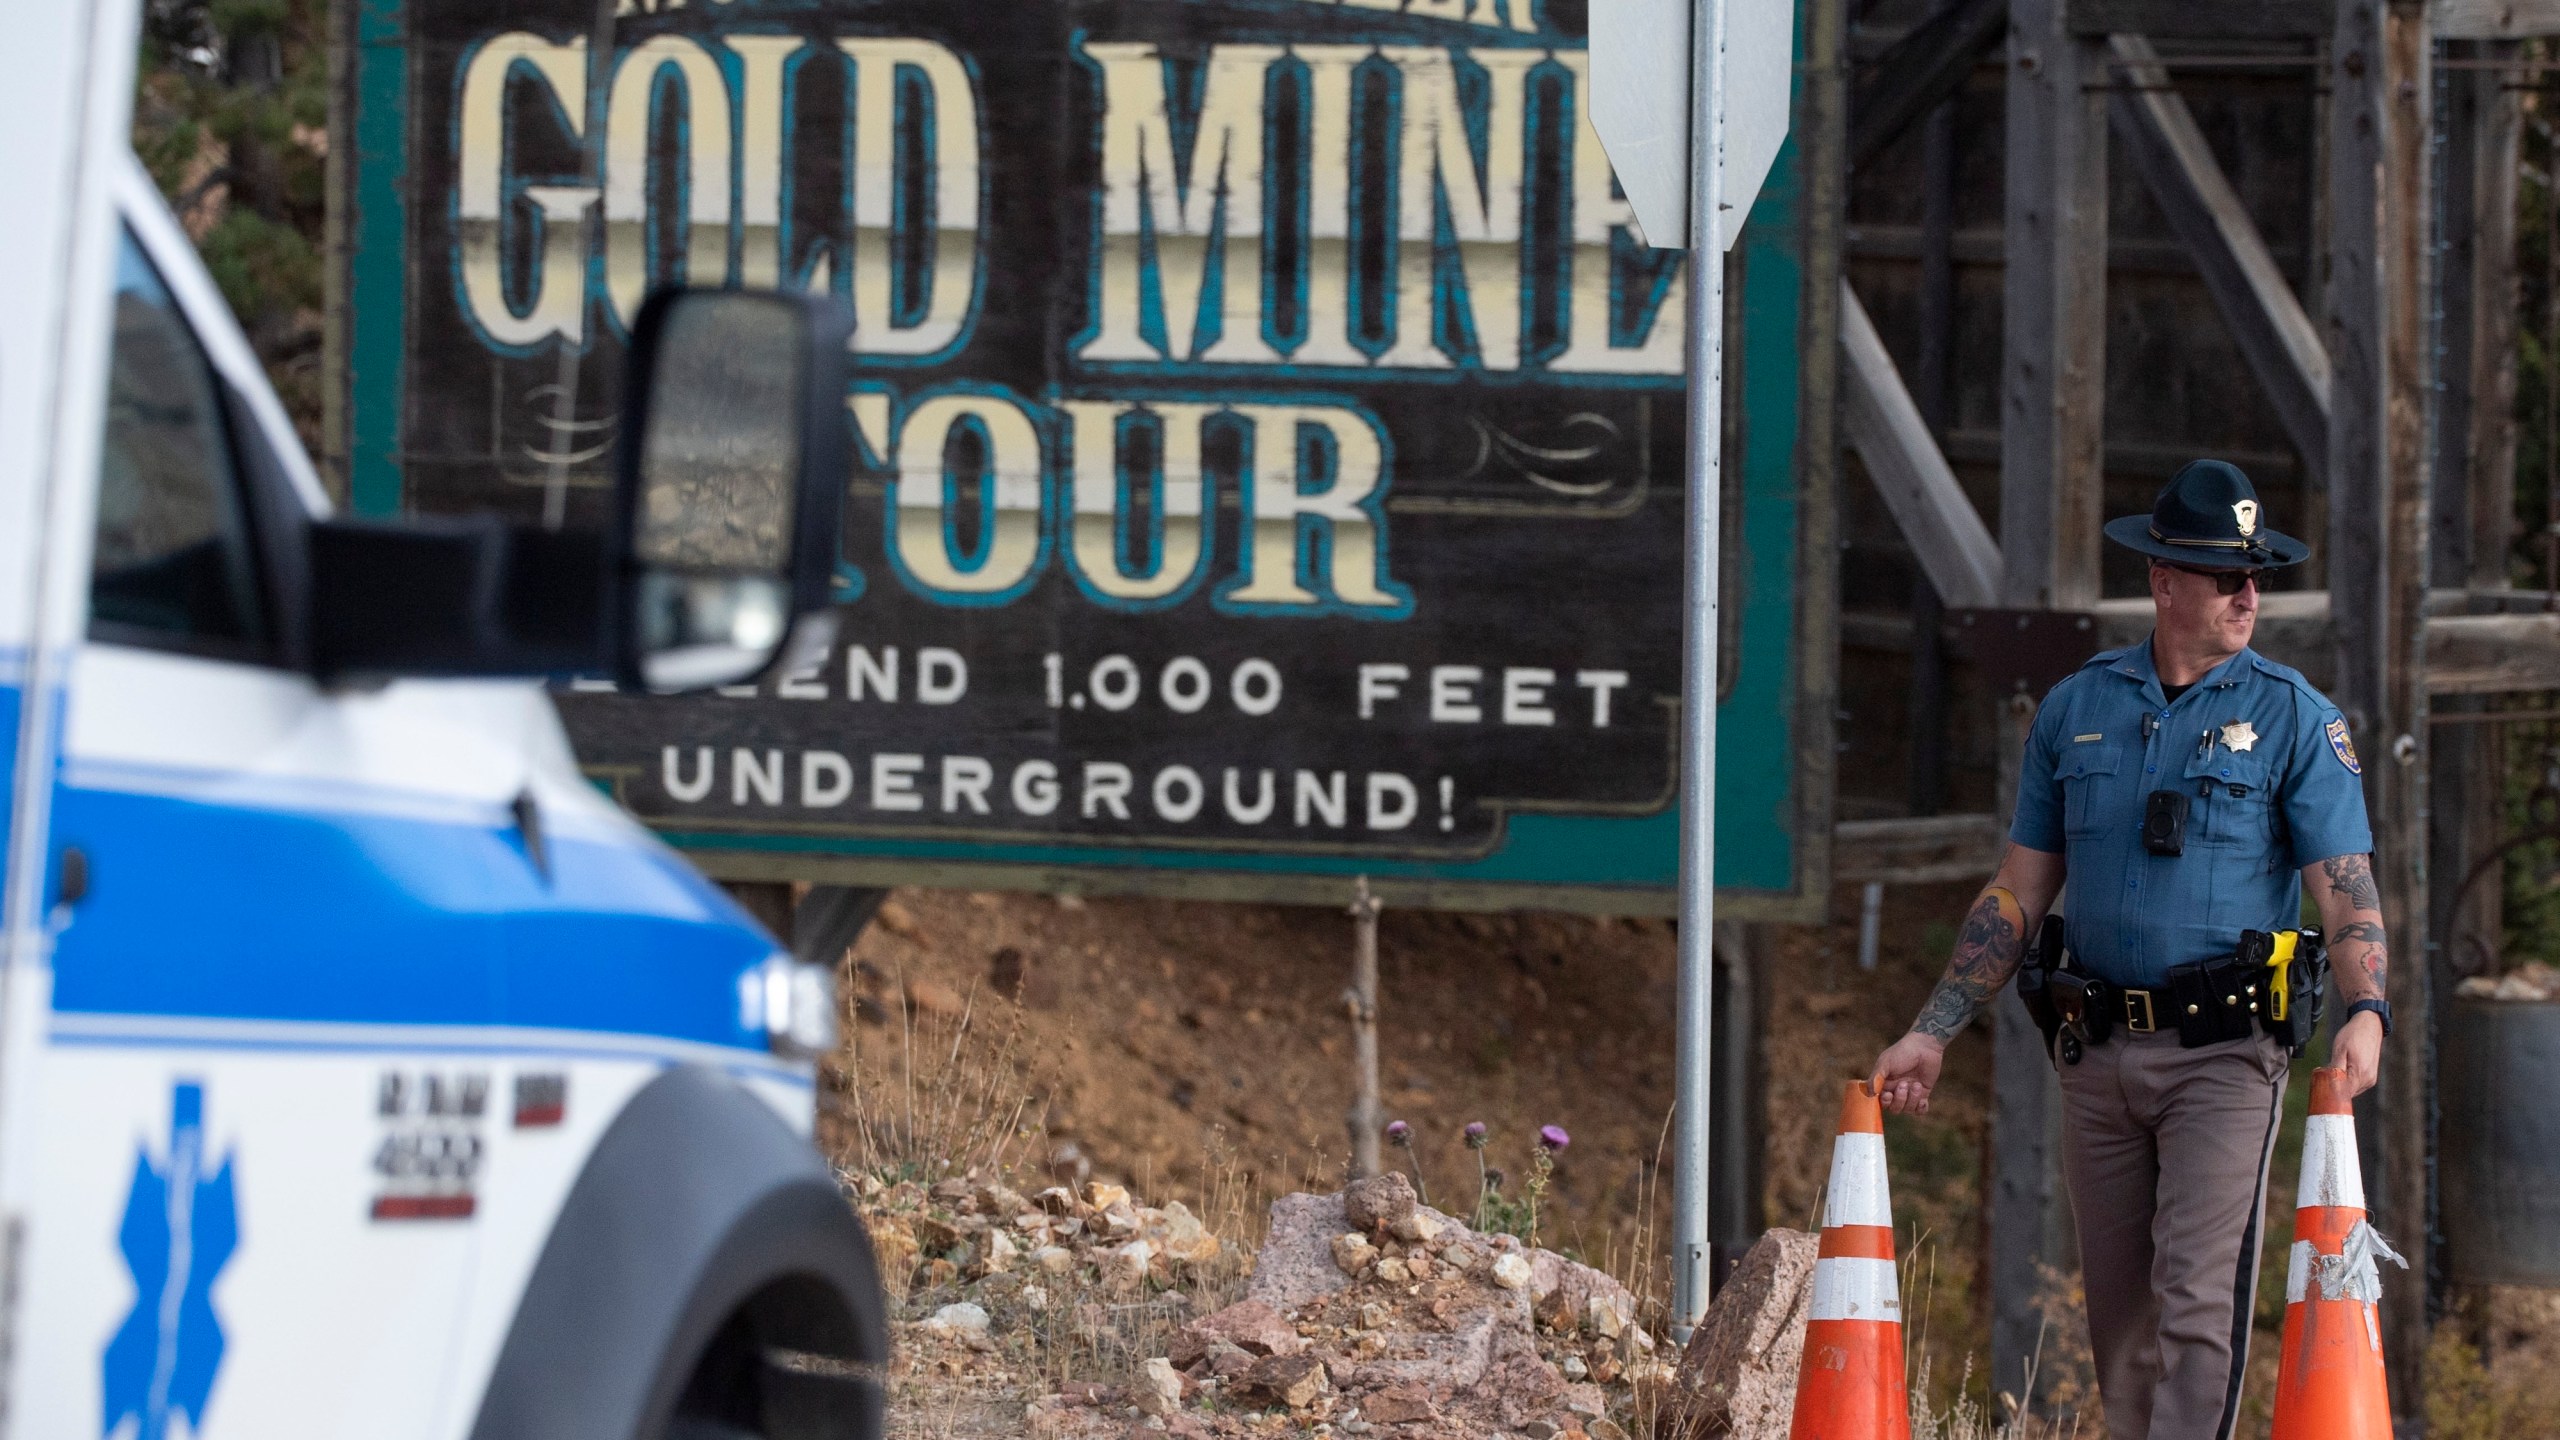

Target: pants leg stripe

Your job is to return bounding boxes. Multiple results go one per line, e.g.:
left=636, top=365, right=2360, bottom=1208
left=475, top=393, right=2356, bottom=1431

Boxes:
left=2214, top=1067, right=2288, bottom=1440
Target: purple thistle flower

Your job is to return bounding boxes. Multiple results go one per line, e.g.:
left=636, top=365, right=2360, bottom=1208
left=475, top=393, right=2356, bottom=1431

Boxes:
left=1464, top=1122, right=1489, bottom=1150
left=1538, top=1124, right=1571, bottom=1153
left=1385, top=1120, right=1412, bottom=1146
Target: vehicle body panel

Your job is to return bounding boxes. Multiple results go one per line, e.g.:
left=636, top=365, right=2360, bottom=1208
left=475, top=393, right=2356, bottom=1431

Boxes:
left=0, top=23, right=855, bottom=1436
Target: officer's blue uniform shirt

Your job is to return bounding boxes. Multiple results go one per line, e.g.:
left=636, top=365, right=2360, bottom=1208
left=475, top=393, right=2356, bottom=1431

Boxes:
left=2010, top=639, right=2374, bottom=987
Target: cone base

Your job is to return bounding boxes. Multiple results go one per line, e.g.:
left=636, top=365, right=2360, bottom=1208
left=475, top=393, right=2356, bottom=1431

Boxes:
left=2269, top=1300, right=2392, bottom=1440
left=1788, top=1319, right=1911, bottom=1440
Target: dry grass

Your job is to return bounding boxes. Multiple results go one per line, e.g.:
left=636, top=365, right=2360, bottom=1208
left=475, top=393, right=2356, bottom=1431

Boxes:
left=1902, top=1238, right=2100, bottom=1440
left=826, top=968, right=1271, bottom=1437
left=828, top=970, right=1044, bottom=1191
left=2425, top=1288, right=2560, bottom=1439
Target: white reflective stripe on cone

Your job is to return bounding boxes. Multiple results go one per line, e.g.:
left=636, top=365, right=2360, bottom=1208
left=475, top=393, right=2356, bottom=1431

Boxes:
left=1808, top=1257, right=1903, bottom=1323
left=2297, top=1115, right=2365, bottom=1211
left=1821, top=1132, right=1892, bottom=1228
left=2285, top=1239, right=2313, bottom=1304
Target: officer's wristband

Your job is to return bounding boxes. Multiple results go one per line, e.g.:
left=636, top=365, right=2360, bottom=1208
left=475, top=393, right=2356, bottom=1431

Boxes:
left=2343, top=998, right=2392, bottom=1038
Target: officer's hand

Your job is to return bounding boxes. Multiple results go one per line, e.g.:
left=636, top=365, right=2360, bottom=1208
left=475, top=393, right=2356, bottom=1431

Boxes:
left=2332, top=1010, right=2383, bottom=1097
left=1870, top=1032, right=1947, bottom=1115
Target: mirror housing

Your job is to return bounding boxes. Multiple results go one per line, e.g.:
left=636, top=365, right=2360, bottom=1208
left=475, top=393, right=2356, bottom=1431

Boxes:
left=302, top=285, right=849, bottom=690
left=613, top=288, right=851, bottom=694
left=309, top=516, right=606, bottom=682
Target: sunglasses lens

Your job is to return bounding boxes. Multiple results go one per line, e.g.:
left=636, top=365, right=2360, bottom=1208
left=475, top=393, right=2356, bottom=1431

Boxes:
left=2179, top=565, right=2259, bottom=594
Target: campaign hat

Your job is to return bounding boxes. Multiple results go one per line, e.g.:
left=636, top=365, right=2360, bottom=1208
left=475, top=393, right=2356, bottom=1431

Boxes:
left=2102, top=458, right=2309, bottom=568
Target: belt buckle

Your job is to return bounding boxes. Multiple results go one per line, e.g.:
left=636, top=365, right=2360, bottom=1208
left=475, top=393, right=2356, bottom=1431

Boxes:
left=2125, top=989, right=2158, bottom=1033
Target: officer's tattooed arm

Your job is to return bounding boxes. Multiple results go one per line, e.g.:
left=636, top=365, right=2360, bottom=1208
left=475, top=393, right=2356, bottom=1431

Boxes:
left=1876, top=845, right=2064, bottom=1114
left=2303, top=852, right=2388, bottom=1095
left=1912, top=888, right=2028, bottom=1042
left=2309, top=853, right=2389, bottom=1006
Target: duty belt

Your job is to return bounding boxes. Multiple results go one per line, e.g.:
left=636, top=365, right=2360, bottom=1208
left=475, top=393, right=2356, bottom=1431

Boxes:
left=2016, top=924, right=2331, bottom=1062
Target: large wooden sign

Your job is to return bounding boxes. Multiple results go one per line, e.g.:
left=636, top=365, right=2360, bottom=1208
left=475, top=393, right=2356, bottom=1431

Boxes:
left=338, top=0, right=1836, bottom=913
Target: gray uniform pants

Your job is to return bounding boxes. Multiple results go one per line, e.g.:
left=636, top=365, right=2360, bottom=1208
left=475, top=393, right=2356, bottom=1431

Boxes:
left=2055, top=1025, right=2290, bottom=1440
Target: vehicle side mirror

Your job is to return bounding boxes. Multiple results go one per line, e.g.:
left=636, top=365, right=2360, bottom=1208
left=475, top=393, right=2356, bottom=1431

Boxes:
left=615, top=288, right=850, bottom=694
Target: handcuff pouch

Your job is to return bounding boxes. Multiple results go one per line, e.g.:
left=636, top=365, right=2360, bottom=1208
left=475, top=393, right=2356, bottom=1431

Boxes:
left=2165, top=956, right=2261, bottom=1048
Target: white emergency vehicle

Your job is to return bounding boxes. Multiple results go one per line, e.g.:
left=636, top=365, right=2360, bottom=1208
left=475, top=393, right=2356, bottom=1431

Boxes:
left=0, top=3, right=887, bottom=1437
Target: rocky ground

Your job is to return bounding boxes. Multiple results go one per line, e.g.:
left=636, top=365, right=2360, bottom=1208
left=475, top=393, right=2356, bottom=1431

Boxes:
left=826, top=884, right=2560, bottom=1437
left=865, top=1167, right=1692, bottom=1440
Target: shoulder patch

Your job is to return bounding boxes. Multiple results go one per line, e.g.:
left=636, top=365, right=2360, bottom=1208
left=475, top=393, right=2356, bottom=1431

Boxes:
left=2326, top=716, right=2362, bottom=775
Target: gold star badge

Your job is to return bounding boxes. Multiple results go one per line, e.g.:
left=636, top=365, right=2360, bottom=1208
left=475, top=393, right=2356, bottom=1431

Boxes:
left=2220, top=721, right=2259, bottom=753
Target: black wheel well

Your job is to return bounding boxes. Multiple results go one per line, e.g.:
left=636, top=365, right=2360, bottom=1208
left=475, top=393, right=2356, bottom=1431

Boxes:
left=468, top=1067, right=887, bottom=1440
left=672, top=1272, right=871, bottom=1426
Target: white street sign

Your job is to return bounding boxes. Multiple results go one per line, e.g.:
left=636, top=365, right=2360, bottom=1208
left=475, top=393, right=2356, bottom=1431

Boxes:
left=1588, top=0, right=1796, bottom=250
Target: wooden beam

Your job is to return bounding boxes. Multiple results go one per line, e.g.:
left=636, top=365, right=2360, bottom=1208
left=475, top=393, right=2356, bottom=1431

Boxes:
left=2326, top=0, right=2433, bottom=1411
left=1849, top=0, right=2006, bottom=167
left=2427, top=613, right=2560, bottom=694
left=1910, top=11, right=1961, bottom=820
left=1990, top=943, right=2072, bottom=1411
left=1833, top=813, right=2006, bottom=883
left=1848, top=222, right=2310, bottom=279
left=790, top=884, right=885, bottom=967
left=2068, top=0, right=2332, bottom=37
left=2090, top=592, right=2560, bottom=696
left=2451, top=44, right=2523, bottom=590
left=2001, top=0, right=2109, bottom=609
left=2432, top=39, right=2522, bottom=1014
left=2436, top=0, right=2560, bottom=37
left=1840, top=280, right=2004, bottom=609
left=1986, top=691, right=2073, bottom=1414
left=2107, top=34, right=2331, bottom=476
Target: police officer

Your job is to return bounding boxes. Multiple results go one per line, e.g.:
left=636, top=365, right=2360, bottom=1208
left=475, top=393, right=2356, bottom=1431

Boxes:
left=1869, top=460, right=2392, bottom=1440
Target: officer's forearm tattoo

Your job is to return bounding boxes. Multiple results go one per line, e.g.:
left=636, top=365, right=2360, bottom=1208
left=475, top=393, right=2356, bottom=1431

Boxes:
left=2331, top=918, right=2389, bottom=1003
left=2320, top=853, right=2383, bottom=913
left=2316, top=855, right=2388, bottom=1003
left=1912, top=887, right=2026, bottom=1042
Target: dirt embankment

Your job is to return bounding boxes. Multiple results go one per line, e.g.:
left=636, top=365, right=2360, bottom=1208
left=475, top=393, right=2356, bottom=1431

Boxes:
left=814, top=883, right=2006, bottom=1372
left=822, top=888, right=1721, bottom=1256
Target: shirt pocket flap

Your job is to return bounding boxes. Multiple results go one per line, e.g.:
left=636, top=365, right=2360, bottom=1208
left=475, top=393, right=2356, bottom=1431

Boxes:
left=2182, top=746, right=2271, bottom=791
left=2057, top=745, right=2121, bottom=782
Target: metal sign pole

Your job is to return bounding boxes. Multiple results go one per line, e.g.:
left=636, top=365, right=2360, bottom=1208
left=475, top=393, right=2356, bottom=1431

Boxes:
left=1670, top=0, right=1729, bottom=1339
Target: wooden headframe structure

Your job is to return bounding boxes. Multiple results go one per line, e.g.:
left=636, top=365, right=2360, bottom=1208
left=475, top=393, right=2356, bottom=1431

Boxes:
left=1829, top=0, right=2556, bottom=1418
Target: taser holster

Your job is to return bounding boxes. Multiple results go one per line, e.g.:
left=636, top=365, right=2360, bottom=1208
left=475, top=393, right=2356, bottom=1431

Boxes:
left=2241, top=926, right=2328, bottom=1056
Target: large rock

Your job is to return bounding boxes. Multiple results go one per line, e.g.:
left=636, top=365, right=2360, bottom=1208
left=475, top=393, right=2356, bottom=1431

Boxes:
left=1245, top=1192, right=1357, bottom=1312
left=1528, top=1250, right=1638, bottom=1335
left=1169, top=1299, right=1304, bottom=1369
left=919, top=1301, right=992, bottom=1348
left=1136, top=1357, right=1184, bottom=1416
left=1469, top=1327, right=1570, bottom=1430
left=1343, top=1172, right=1420, bottom=1233
left=1663, top=1228, right=1819, bottom=1440
left=1359, top=1381, right=1439, bottom=1426
left=1338, top=1303, right=1501, bottom=1392
left=1235, top=1352, right=1333, bottom=1410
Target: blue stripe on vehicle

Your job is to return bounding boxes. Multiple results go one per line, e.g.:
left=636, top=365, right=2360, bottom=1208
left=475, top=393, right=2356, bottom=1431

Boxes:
left=0, top=679, right=19, bottom=885
left=47, top=781, right=779, bottom=1055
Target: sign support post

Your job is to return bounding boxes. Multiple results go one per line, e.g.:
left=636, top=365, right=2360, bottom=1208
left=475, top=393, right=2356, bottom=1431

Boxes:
left=1590, top=0, right=1788, bottom=1334
left=1670, top=0, right=1729, bottom=1338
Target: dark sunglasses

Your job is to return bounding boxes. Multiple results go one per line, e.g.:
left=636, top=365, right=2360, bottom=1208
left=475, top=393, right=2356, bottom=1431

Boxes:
left=2165, top=562, right=2264, bottom=596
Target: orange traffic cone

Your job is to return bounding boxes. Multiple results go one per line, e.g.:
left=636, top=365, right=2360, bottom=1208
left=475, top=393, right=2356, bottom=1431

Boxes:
left=1789, top=1080, right=1910, bottom=1440
left=2269, top=1066, right=2404, bottom=1440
